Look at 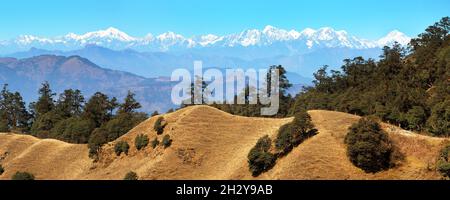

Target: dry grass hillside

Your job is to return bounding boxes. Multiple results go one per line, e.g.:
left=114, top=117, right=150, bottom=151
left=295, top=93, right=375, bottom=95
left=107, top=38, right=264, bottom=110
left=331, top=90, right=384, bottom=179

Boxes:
left=0, top=134, right=91, bottom=179
left=0, top=105, right=448, bottom=180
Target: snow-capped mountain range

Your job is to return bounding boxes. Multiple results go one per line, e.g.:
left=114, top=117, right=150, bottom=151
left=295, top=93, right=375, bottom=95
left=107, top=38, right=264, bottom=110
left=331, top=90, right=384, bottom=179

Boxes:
left=0, top=26, right=413, bottom=112
left=0, top=26, right=411, bottom=54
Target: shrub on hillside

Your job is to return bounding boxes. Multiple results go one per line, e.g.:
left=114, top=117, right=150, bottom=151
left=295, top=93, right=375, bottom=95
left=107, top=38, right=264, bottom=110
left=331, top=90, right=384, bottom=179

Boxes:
left=0, top=164, right=4, bottom=175
left=151, top=138, right=159, bottom=149
left=275, top=124, right=294, bottom=155
left=437, top=144, right=450, bottom=178
left=345, top=117, right=394, bottom=173
left=150, top=111, right=159, bottom=117
left=154, top=117, right=166, bottom=135
left=291, top=111, right=315, bottom=143
left=11, top=171, right=35, bottom=180
left=114, top=141, right=130, bottom=156
left=162, top=135, right=172, bottom=148
left=88, top=128, right=108, bottom=159
left=248, top=135, right=276, bottom=176
left=135, top=134, right=149, bottom=151
left=123, top=171, right=138, bottom=180
left=275, top=110, right=317, bottom=156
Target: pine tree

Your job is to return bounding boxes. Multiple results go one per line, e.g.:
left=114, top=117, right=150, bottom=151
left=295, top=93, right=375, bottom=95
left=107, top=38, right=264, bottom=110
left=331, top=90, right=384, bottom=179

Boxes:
left=55, top=89, right=85, bottom=118
left=118, top=91, right=141, bottom=114
left=33, top=82, right=55, bottom=117
left=83, top=92, right=116, bottom=127
left=0, top=84, right=31, bottom=132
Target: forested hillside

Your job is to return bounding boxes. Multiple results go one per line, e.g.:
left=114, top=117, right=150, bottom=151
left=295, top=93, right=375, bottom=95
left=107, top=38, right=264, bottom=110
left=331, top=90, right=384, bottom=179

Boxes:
left=289, top=17, right=449, bottom=136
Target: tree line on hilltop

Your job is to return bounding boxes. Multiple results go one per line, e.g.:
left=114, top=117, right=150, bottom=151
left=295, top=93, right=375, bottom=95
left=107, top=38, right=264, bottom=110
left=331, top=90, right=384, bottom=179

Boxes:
left=0, top=82, right=147, bottom=157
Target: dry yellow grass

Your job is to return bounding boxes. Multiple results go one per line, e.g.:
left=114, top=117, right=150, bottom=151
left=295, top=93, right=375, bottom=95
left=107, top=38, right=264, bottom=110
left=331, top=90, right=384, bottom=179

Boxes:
left=0, top=133, right=91, bottom=180
left=0, top=106, right=447, bottom=180
left=262, top=110, right=447, bottom=180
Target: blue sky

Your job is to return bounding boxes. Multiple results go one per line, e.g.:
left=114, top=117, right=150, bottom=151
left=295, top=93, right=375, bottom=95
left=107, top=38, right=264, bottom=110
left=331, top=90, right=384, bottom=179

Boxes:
left=1, top=0, right=448, bottom=40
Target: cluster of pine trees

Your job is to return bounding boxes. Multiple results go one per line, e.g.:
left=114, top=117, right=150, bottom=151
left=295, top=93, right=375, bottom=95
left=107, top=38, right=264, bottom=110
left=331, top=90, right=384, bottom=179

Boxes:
left=210, top=65, right=294, bottom=118
left=0, top=82, right=148, bottom=157
left=0, top=85, right=31, bottom=133
left=291, top=17, right=449, bottom=136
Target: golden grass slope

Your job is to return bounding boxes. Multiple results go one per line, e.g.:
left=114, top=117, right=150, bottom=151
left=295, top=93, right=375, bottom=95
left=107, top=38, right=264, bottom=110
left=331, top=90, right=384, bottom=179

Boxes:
left=84, top=105, right=292, bottom=180
left=0, top=105, right=448, bottom=180
left=0, top=133, right=91, bottom=180
left=262, top=110, right=447, bottom=180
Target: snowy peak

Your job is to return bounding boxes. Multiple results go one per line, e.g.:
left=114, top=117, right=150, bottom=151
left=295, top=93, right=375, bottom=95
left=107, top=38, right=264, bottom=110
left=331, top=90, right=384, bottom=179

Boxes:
left=1, top=26, right=412, bottom=53
left=377, top=30, right=411, bottom=46
left=65, top=27, right=136, bottom=42
left=300, top=28, right=316, bottom=37
left=262, top=25, right=299, bottom=41
left=16, top=35, right=53, bottom=45
left=156, top=31, right=184, bottom=41
left=197, top=34, right=223, bottom=46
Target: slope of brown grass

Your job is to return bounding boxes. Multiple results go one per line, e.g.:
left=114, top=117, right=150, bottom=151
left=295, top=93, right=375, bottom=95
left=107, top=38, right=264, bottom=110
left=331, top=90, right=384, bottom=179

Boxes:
left=262, top=110, right=447, bottom=180
left=0, top=133, right=91, bottom=180
left=83, top=105, right=291, bottom=179
left=0, top=106, right=447, bottom=180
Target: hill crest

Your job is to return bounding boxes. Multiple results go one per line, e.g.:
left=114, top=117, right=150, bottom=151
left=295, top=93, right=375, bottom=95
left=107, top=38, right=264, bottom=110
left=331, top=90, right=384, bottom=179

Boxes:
left=0, top=106, right=447, bottom=180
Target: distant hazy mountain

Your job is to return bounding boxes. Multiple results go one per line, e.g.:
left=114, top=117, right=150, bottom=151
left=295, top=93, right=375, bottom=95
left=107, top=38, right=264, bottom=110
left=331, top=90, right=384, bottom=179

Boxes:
left=0, top=55, right=175, bottom=113
left=7, top=44, right=380, bottom=79
left=1, top=26, right=410, bottom=79
left=0, top=26, right=411, bottom=112
left=0, top=55, right=312, bottom=113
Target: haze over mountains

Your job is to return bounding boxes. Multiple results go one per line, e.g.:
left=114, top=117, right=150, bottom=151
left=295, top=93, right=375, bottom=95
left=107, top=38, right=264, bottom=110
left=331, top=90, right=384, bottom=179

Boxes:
left=1, top=26, right=411, bottom=78
left=0, top=26, right=412, bottom=112
left=0, top=55, right=175, bottom=113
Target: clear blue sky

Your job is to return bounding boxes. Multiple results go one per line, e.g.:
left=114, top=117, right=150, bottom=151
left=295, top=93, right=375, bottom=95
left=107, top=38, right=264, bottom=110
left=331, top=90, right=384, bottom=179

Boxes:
left=1, top=0, right=448, bottom=40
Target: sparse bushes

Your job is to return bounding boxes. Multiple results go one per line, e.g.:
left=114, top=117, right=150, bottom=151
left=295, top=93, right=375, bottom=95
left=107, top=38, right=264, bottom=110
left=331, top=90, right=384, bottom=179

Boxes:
left=291, top=111, right=315, bottom=141
left=88, top=128, right=108, bottom=158
left=275, top=110, right=316, bottom=156
left=154, top=117, right=166, bottom=135
left=0, top=164, right=4, bottom=175
left=11, top=171, right=35, bottom=180
left=123, top=171, right=138, bottom=180
left=162, top=135, right=172, bottom=148
left=151, top=111, right=159, bottom=117
left=248, top=110, right=317, bottom=176
left=275, top=124, right=294, bottom=155
left=248, top=135, right=277, bottom=176
left=135, top=134, right=149, bottom=150
left=437, top=144, right=450, bottom=178
left=151, top=138, right=159, bottom=149
left=345, top=117, right=394, bottom=173
left=114, top=141, right=130, bottom=156
left=87, top=113, right=147, bottom=158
